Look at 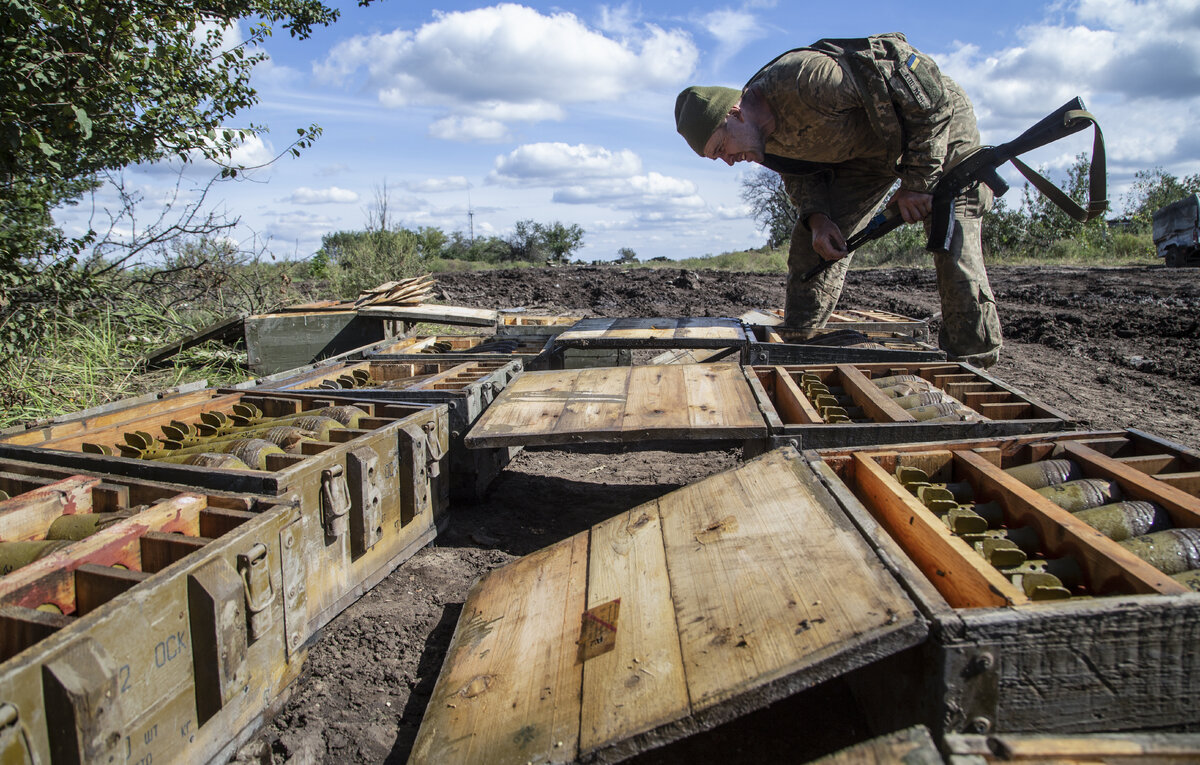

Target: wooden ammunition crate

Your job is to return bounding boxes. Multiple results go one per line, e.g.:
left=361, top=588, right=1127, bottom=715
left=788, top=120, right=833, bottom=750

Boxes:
left=368, top=333, right=553, bottom=370
left=0, top=468, right=302, bottom=765
left=0, top=388, right=448, bottom=639
left=741, top=307, right=930, bottom=340
left=747, top=363, right=1071, bottom=450
left=942, top=731, right=1200, bottom=762
left=744, top=324, right=946, bottom=364
left=244, top=359, right=521, bottom=502
left=810, top=429, right=1200, bottom=737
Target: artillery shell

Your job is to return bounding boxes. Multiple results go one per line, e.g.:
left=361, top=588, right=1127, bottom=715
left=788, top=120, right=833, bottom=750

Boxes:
left=1073, top=501, right=1171, bottom=542
left=1035, top=478, right=1121, bottom=513
left=892, top=391, right=952, bottom=410
left=1002, top=556, right=1085, bottom=589
left=0, top=490, right=7, bottom=502
left=1119, top=528, right=1200, bottom=575
left=0, top=540, right=75, bottom=575
left=1004, top=459, right=1082, bottom=490
left=153, top=438, right=283, bottom=470
left=904, top=402, right=981, bottom=422
left=1171, top=569, right=1200, bottom=592
left=878, top=381, right=936, bottom=398
left=45, top=511, right=137, bottom=541
left=173, top=453, right=253, bottom=470
left=869, top=374, right=926, bottom=388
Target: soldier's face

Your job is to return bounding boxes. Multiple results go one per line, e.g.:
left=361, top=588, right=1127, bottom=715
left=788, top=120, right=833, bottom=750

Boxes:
left=703, top=107, right=764, bottom=166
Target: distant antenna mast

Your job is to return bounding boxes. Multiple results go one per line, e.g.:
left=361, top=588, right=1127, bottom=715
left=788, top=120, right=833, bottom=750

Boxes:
left=467, top=191, right=475, bottom=244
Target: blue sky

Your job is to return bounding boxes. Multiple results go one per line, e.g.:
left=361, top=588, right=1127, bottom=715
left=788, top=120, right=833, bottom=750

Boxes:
left=62, top=0, right=1200, bottom=263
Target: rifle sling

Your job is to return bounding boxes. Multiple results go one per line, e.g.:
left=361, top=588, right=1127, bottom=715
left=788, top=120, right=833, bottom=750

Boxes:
left=1008, top=108, right=1108, bottom=222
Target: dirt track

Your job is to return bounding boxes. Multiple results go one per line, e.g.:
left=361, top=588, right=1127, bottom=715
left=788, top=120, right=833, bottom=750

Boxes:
left=239, top=264, right=1200, bottom=764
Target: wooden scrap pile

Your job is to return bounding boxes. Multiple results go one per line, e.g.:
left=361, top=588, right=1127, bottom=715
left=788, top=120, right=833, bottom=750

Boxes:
left=354, top=274, right=436, bottom=307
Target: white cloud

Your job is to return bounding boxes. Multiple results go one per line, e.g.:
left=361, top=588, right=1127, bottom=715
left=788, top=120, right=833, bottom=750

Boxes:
left=315, top=4, right=697, bottom=138
left=406, top=176, right=472, bottom=193
left=552, top=172, right=704, bottom=211
left=934, top=0, right=1200, bottom=192
left=429, top=116, right=510, bottom=143
left=286, top=186, right=360, bottom=205
left=701, top=8, right=765, bottom=65
left=489, top=142, right=643, bottom=184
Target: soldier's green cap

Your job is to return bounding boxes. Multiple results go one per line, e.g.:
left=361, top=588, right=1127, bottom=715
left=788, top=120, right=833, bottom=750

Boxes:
left=674, top=86, right=740, bottom=156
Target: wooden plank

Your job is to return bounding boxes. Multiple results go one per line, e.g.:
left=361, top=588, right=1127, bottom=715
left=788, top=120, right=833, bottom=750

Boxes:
left=772, top=367, right=823, bottom=424
left=0, top=605, right=73, bottom=661
left=1115, top=453, right=1180, bottom=475
left=850, top=452, right=1025, bottom=608
left=1058, top=441, right=1200, bottom=528
left=953, top=450, right=1189, bottom=596
left=554, top=318, right=745, bottom=349
left=0, top=475, right=100, bottom=541
left=659, top=449, right=924, bottom=711
left=945, top=732, right=1200, bottom=760
left=1158, top=471, right=1200, bottom=496
left=579, top=506, right=688, bottom=757
left=836, top=365, right=916, bottom=423
left=74, top=563, right=151, bottom=616
left=358, top=304, right=499, bottom=327
left=978, top=402, right=1030, bottom=420
left=409, top=532, right=588, bottom=765
left=464, top=364, right=767, bottom=447
left=813, top=725, right=942, bottom=765
left=139, top=531, right=212, bottom=573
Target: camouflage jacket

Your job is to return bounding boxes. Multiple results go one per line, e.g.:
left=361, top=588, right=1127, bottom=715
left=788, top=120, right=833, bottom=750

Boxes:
left=745, top=33, right=963, bottom=222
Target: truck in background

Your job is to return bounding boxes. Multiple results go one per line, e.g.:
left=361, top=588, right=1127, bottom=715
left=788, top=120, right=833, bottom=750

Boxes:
left=1152, top=193, right=1200, bottom=267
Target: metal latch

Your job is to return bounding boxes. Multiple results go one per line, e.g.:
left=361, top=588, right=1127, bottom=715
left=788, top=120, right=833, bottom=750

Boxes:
left=423, top=421, right=445, bottom=478
left=480, top=380, right=499, bottom=404
left=238, top=542, right=276, bottom=641
left=321, top=465, right=351, bottom=539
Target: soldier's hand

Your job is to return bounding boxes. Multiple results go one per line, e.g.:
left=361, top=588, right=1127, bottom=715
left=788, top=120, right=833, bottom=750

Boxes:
left=809, top=213, right=849, bottom=261
left=890, top=189, right=934, bottom=223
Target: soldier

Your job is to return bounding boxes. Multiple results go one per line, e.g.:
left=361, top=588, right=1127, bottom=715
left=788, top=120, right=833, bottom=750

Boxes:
left=675, top=33, right=1002, bottom=367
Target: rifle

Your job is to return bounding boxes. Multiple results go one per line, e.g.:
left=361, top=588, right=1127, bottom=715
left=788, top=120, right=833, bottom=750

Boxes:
left=800, top=97, right=1106, bottom=283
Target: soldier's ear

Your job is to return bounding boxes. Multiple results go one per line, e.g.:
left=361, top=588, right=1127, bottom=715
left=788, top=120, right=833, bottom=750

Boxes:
left=728, top=104, right=744, bottom=122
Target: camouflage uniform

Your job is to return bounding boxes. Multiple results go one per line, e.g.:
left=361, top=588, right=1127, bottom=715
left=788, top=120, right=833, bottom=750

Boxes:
left=748, top=33, right=1002, bottom=367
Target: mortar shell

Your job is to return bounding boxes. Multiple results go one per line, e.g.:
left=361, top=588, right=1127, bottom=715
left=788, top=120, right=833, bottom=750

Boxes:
left=973, top=537, right=1027, bottom=568
left=0, top=490, right=8, bottom=502
left=1036, top=478, right=1121, bottom=513
left=0, top=540, right=74, bottom=575
left=1073, top=501, right=1172, bottom=542
left=1119, top=528, right=1200, bottom=575
left=940, top=507, right=989, bottom=535
left=1002, top=556, right=1085, bottom=589
left=45, top=511, right=137, bottom=541
left=965, top=526, right=1042, bottom=555
left=1004, top=459, right=1082, bottom=490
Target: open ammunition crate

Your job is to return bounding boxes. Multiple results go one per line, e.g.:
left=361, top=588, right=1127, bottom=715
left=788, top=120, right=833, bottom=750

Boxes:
left=368, top=333, right=552, bottom=369
left=0, top=466, right=302, bottom=765
left=242, top=358, right=522, bottom=501
left=744, top=324, right=946, bottom=364
left=747, top=362, right=1071, bottom=450
left=809, top=429, right=1200, bottom=736
left=0, top=388, right=448, bottom=639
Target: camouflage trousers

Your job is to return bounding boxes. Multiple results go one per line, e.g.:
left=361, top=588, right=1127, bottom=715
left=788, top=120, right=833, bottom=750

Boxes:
left=784, top=92, right=1003, bottom=368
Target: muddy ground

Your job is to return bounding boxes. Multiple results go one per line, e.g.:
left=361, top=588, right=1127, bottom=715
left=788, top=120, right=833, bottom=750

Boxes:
left=238, top=264, right=1200, bottom=764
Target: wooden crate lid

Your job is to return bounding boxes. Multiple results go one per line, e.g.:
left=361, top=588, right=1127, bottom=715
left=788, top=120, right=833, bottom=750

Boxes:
left=463, top=363, right=768, bottom=448
left=552, top=317, right=747, bottom=349
left=410, top=448, right=927, bottom=764
left=356, top=304, right=499, bottom=327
